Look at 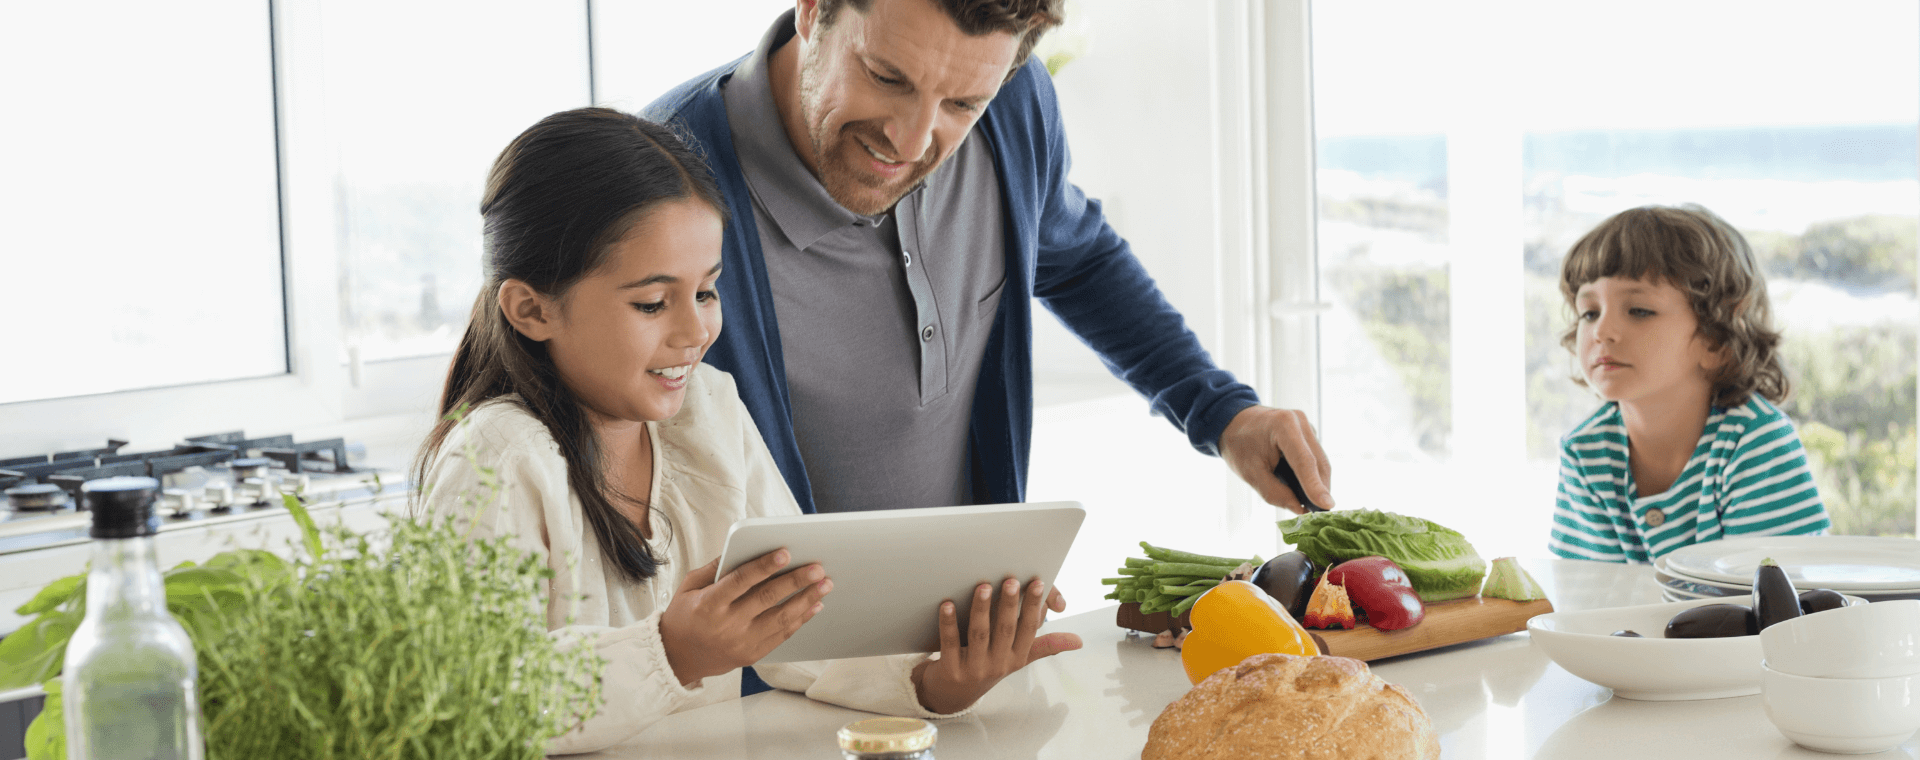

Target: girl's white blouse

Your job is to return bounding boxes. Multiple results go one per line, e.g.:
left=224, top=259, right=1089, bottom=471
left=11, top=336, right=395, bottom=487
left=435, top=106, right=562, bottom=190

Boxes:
left=420, top=364, right=961, bottom=754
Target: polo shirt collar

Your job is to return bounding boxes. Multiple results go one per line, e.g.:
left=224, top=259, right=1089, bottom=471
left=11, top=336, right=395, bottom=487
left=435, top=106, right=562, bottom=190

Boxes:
left=726, top=10, right=887, bottom=251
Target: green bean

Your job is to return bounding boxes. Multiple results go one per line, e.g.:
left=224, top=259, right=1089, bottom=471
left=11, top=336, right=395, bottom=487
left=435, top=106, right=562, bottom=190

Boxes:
left=1140, top=542, right=1251, bottom=567
left=1100, top=577, right=1133, bottom=585
left=1171, top=593, right=1201, bottom=617
left=1123, top=557, right=1153, bottom=568
left=1153, top=562, right=1243, bottom=578
left=1158, top=576, right=1226, bottom=596
left=1139, top=593, right=1177, bottom=614
left=1117, top=567, right=1149, bottom=576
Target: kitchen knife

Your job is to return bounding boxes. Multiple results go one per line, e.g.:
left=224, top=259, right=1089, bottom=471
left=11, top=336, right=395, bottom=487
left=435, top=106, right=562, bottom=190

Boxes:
left=1273, top=459, right=1327, bottom=512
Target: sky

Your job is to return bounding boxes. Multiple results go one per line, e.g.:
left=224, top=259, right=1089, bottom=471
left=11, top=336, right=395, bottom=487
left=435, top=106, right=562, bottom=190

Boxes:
left=1312, top=0, right=1920, bottom=135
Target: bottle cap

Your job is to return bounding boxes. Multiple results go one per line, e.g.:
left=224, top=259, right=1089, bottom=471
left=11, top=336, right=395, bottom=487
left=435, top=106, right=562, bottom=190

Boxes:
left=83, top=476, right=161, bottom=538
left=838, top=717, right=936, bottom=754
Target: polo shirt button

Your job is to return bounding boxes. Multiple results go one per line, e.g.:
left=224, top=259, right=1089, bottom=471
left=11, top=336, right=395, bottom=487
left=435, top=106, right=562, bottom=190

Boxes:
left=1646, top=508, right=1666, bottom=527
left=921, top=325, right=934, bottom=342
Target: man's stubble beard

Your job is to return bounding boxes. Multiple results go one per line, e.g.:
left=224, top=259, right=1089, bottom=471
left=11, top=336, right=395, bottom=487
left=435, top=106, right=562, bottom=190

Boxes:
left=798, top=51, right=940, bottom=216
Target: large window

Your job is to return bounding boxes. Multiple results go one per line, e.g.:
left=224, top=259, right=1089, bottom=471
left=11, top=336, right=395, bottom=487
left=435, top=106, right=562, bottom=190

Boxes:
left=0, top=3, right=284, bottom=404
left=1313, top=0, right=1920, bottom=551
left=322, top=1, right=589, bottom=364
left=0, top=1, right=595, bottom=450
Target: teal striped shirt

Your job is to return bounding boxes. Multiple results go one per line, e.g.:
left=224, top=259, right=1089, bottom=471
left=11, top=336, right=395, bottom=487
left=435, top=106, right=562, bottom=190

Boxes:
left=1551, top=397, right=1830, bottom=563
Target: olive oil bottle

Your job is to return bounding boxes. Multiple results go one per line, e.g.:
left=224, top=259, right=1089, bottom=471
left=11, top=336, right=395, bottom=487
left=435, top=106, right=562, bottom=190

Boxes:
left=62, top=476, right=205, bottom=760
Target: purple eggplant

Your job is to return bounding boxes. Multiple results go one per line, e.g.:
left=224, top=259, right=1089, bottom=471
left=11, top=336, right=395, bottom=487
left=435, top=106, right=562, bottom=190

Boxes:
left=1752, top=557, right=1802, bottom=631
left=1665, top=603, right=1757, bottom=638
left=1798, top=588, right=1847, bottom=615
left=1250, top=552, right=1317, bottom=620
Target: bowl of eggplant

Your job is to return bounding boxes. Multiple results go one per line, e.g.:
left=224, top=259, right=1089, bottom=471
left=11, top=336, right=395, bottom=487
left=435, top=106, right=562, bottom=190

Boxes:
left=1528, top=562, right=1862, bottom=701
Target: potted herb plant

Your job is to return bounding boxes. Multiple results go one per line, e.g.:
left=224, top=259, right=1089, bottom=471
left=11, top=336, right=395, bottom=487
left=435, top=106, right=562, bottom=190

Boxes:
left=0, top=482, right=601, bottom=759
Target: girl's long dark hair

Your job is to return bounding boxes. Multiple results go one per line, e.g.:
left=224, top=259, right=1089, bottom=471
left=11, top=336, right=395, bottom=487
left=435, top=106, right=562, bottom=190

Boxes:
left=413, top=107, right=727, bottom=583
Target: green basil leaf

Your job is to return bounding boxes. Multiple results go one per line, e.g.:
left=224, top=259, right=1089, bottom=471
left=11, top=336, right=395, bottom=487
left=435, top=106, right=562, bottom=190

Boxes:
left=163, top=566, right=247, bottom=598
left=202, top=548, right=286, bottom=574
left=282, top=492, right=324, bottom=560
left=0, top=611, right=79, bottom=691
left=25, top=678, right=65, bottom=760
left=14, top=574, right=84, bottom=616
left=170, top=581, right=254, bottom=638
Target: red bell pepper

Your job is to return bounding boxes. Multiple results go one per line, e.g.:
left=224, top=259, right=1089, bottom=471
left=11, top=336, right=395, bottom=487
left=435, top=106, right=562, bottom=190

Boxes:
left=1326, top=556, right=1426, bottom=630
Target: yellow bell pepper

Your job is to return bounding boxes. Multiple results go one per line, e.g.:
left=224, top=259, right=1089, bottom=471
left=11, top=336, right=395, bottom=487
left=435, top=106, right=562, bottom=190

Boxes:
left=1180, top=580, right=1320, bottom=685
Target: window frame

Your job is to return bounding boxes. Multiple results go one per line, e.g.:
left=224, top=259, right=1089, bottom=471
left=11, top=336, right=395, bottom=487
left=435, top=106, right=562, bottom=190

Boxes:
left=2, top=0, right=331, bottom=451
left=0, top=0, right=591, bottom=452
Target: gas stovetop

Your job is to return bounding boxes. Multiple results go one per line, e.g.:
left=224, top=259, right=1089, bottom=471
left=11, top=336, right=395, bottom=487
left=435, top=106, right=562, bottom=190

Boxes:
left=0, top=430, right=400, bottom=554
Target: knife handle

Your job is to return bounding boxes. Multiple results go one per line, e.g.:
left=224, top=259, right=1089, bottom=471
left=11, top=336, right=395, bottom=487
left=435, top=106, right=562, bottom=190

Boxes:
left=1273, top=459, right=1327, bottom=512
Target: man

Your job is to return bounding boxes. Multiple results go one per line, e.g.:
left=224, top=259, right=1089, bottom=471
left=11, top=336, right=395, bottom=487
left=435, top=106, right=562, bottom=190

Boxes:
left=646, top=0, right=1335, bottom=698
left=645, top=0, right=1336, bottom=521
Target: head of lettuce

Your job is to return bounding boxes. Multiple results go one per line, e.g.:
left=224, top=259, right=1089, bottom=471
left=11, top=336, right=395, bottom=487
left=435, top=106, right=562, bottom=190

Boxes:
left=1278, top=510, right=1488, bottom=602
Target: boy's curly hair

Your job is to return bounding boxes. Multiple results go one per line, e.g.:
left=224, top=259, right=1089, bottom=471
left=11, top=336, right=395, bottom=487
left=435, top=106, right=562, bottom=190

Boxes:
left=1558, top=204, right=1789, bottom=408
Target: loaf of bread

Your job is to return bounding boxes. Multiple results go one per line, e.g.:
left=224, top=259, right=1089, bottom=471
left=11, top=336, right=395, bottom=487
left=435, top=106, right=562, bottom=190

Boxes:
left=1142, top=653, right=1440, bottom=760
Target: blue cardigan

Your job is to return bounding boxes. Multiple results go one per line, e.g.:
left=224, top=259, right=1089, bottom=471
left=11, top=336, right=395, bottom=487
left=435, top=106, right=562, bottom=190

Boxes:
left=644, top=56, right=1259, bottom=514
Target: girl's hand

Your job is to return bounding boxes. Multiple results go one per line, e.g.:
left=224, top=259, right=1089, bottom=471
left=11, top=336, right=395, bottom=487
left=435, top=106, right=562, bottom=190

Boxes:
left=659, top=550, right=832, bottom=687
left=910, top=577, right=1084, bottom=715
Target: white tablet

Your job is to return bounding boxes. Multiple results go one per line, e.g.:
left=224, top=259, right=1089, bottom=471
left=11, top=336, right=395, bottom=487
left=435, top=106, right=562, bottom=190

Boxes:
left=715, top=501, right=1085, bottom=664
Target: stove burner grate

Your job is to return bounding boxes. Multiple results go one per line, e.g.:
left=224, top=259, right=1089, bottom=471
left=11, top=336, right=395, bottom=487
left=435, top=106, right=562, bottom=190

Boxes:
left=4, top=483, right=71, bottom=511
left=1, top=431, right=360, bottom=508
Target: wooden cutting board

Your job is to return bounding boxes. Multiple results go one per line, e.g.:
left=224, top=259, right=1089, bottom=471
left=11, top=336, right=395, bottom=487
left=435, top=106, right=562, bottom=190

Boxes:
left=1310, top=596, right=1554, bottom=661
left=1116, top=596, right=1554, bottom=662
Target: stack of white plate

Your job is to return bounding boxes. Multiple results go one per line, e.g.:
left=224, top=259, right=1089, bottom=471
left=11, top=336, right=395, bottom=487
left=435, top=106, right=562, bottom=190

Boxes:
left=1654, top=536, right=1920, bottom=603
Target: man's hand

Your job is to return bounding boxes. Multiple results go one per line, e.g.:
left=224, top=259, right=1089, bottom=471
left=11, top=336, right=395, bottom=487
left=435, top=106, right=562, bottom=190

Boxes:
left=1218, top=405, right=1334, bottom=514
left=911, top=577, right=1083, bottom=715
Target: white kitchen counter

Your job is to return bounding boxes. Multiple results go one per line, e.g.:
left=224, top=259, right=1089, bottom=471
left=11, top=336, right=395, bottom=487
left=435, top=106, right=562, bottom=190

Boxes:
left=576, top=559, right=1920, bottom=759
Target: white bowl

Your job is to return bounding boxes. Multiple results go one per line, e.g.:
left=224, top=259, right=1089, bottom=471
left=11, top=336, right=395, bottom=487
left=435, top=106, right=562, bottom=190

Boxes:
left=1528, top=597, right=1764, bottom=700
left=1761, top=599, right=1920, bottom=679
left=1762, top=662, right=1920, bottom=754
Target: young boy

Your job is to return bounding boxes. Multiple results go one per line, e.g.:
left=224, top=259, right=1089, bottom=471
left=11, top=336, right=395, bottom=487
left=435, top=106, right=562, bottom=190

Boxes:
left=1550, top=205, right=1830, bottom=563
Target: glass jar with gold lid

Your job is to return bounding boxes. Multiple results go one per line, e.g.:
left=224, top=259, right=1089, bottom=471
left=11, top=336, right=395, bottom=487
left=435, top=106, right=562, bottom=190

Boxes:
left=838, top=717, right=937, bottom=760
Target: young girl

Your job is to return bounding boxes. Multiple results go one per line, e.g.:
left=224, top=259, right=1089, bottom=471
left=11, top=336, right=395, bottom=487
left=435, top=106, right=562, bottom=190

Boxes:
left=412, top=108, right=1078, bottom=754
left=1549, top=204, right=1830, bottom=564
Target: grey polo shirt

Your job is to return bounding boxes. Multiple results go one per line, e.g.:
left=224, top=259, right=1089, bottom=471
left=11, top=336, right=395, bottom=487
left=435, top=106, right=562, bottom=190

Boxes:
left=722, top=17, right=1007, bottom=513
